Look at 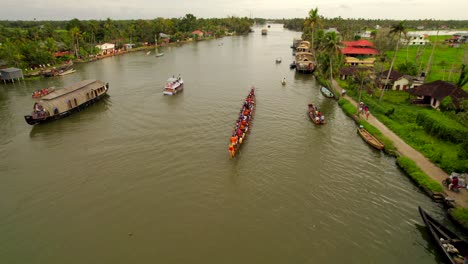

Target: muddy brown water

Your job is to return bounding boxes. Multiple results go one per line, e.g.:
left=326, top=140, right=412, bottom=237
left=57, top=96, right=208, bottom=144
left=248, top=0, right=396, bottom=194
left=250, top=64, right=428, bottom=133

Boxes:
left=0, top=24, right=458, bottom=263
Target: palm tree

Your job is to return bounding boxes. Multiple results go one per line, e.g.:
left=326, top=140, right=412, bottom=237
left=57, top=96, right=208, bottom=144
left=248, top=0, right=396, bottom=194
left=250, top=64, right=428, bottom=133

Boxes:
left=69, top=27, right=81, bottom=58
left=456, top=64, right=468, bottom=89
left=379, top=21, right=406, bottom=102
left=424, top=30, right=438, bottom=80
left=354, top=69, right=370, bottom=114
left=323, top=31, right=343, bottom=94
left=308, top=8, right=319, bottom=56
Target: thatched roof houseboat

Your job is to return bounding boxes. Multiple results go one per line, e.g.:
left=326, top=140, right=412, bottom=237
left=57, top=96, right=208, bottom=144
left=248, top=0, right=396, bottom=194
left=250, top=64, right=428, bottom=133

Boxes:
left=293, top=41, right=315, bottom=73
left=295, top=52, right=315, bottom=73
left=295, top=41, right=311, bottom=53
left=24, top=79, right=109, bottom=125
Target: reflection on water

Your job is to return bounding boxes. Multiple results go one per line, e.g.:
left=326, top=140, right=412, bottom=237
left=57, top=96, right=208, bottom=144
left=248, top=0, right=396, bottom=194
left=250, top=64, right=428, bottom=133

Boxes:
left=0, top=24, right=446, bottom=264
left=29, top=97, right=111, bottom=139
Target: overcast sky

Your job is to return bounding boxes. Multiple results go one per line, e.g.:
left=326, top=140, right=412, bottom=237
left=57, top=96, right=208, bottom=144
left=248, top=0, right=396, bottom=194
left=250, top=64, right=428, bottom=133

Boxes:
left=1, top=0, right=467, bottom=21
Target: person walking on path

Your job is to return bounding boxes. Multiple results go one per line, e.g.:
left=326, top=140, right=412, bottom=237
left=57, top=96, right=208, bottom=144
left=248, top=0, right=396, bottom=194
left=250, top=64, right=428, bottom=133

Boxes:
left=331, top=80, right=468, bottom=208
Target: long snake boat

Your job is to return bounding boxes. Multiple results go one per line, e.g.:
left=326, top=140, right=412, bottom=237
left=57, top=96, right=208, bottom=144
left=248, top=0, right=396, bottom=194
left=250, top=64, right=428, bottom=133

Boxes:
left=228, top=87, right=256, bottom=158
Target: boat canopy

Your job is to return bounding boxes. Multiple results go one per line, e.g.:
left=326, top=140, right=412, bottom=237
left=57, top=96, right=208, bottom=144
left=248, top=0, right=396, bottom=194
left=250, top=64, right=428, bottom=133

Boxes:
left=41, top=80, right=102, bottom=100
left=166, top=77, right=180, bottom=83
left=34, top=80, right=107, bottom=113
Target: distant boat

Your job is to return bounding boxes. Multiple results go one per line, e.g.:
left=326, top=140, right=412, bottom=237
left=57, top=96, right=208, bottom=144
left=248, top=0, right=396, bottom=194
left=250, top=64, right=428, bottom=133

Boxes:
left=155, top=34, right=164, bottom=57
left=261, top=28, right=267, bottom=35
left=146, top=51, right=151, bottom=56
left=290, top=61, right=296, bottom=69
left=58, top=68, right=76, bottom=76
left=295, top=41, right=315, bottom=74
left=163, top=76, right=183, bottom=96
left=275, top=57, right=282, bottom=63
left=267, top=25, right=271, bottom=28
left=320, top=86, right=334, bottom=98
left=281, top=78, right=286, bottom=85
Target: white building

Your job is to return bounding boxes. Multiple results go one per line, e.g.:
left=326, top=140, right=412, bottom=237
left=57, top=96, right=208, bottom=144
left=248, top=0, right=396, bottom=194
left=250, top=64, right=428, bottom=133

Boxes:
left=401, top=33, right=430, bottom=46
left=95, top=43, right=115, bottom=55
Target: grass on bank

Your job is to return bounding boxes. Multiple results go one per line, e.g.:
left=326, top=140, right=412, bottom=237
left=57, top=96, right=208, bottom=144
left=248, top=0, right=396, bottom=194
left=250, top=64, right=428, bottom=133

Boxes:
left=337, top=98, right=396, bottom=154
left=396, top=156, right=444, bottom=192
left=341, top=80, right=468, bottom=173
left=378, top=40, right=467, bottom=87
left=451, top=207, right=468, bottom=226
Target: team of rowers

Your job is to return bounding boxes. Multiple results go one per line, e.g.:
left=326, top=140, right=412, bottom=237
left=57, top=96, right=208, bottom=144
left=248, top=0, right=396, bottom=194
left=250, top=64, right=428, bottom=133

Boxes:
left=32, top=88, right=53, bottom=98
left=229, top=88, right=255, bottom=158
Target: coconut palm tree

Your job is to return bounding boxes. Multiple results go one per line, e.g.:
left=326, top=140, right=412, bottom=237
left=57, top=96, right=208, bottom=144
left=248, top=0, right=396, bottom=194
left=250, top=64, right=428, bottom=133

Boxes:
left=69, top=27, right=81, bottom=58
left=353, top=69, right=370, bottom=114
left=308, top=8, right=319, bottom=56
left=456, top=64, right=468, bottom=89
left=379, top=21, right=406, bottom=103
left=323, top=31, right=343, bottom=94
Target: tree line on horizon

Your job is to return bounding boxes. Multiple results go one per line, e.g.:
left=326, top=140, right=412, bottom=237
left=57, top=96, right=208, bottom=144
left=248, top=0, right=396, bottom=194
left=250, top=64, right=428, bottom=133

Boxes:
left=0, top=14, right=254, bottom=69
left=282, top=18, right=468, bottom=37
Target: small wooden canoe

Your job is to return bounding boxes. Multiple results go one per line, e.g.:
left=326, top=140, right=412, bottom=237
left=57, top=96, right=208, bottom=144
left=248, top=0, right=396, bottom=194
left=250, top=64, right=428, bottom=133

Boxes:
left=357, top=127, right=384, bottom=150
left=321, top=86, right=334, bottom=98
left=307, top=103, right=325, bottom=125
left=419, top=206, right=468, bottom=264
left=58, top=68, right=76, bottom=76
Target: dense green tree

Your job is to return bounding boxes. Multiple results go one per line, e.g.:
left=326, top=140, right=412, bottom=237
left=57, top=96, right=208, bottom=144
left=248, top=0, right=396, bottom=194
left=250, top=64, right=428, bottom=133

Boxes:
left=397, top=61, right=418, bottom=76
left=69, top=27, right=81, bottom=58
left=353, top=69, right=371, bottom=111
left=323, top=31, right=343, bottom=89
left=307, top=8, right=320, bottom=56
left=0, top=39, right=24, bottom=67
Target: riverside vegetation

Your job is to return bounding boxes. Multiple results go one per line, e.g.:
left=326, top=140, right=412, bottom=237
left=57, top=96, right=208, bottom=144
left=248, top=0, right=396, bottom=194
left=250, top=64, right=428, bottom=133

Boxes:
left=0, top=15, right=254, bottom=69
left=297, top=8, right=468, bottom=224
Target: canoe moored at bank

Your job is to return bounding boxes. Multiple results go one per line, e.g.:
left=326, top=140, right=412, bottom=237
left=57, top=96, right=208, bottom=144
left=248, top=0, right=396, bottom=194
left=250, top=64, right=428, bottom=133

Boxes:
left=321, top=86, right=335, bottom=98
left=357, top=126, right=384, bottom=150
left=418, top=206, right=468, bottom=264
left=24, top=79, right=109, bottom=125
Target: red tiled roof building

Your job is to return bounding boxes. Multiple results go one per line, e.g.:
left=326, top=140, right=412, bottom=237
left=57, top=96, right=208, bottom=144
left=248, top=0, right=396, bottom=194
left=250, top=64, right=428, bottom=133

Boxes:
left=341, top=40, right=379, bottom=67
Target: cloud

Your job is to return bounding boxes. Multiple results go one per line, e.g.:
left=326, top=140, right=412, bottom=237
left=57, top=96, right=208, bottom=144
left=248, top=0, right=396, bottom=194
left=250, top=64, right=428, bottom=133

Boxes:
left=0, top=0, right=467, bottom=20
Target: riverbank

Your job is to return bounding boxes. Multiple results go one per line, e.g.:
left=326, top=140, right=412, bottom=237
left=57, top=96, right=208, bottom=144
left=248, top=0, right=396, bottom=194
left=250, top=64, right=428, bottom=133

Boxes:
left=329, top=79, right=468, bottom=228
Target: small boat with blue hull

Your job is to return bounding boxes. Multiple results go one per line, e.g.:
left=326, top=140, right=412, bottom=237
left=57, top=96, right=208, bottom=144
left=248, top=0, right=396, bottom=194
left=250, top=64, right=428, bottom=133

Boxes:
left=321, top=86, right=335, bottom=98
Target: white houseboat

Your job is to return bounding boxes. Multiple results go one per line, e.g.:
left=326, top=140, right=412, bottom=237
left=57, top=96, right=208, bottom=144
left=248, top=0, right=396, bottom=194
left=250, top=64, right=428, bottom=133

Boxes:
left=163, top=76, right=184, bottom=95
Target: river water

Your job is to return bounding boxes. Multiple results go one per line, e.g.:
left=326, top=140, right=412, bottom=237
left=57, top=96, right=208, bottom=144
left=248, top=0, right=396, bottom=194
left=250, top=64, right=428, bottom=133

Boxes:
left=0, top=24, right=457, bottom=263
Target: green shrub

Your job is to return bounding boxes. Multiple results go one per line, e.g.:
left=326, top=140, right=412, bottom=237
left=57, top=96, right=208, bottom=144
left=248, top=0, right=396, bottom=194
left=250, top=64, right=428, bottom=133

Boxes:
left=396, top=156, right=444, bottom=192
left=415, top=110, right=468, bottom=143
left=338, top=98, right=357, bottom=116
